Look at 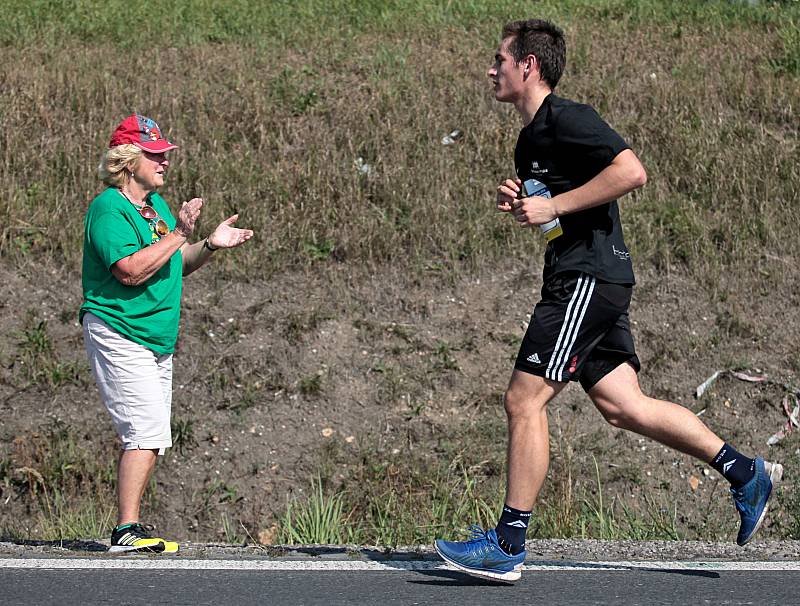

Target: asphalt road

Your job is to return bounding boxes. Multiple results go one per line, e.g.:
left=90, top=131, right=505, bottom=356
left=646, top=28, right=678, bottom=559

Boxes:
left=3, top=540, right=800, bottom=605
left=3, top=557, right=800, bottom=605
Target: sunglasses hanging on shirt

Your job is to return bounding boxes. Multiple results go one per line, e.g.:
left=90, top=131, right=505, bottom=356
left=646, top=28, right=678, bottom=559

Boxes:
left=119, top=190, right=170, bottom=237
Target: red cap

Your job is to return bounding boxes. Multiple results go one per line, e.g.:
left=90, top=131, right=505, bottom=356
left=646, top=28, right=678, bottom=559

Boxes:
left=109, top=114, right=178, bottom=153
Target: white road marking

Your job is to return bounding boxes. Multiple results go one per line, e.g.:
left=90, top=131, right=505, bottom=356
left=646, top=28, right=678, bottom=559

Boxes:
left=2, top=558, right=800, bottom=572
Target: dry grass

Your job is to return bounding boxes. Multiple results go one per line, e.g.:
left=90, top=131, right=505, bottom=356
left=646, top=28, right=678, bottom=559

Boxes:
left=0, top=1, right=797, bottom=281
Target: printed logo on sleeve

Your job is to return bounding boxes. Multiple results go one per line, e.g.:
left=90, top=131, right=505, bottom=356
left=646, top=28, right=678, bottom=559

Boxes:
left=612, top=245, right=631, bottom=260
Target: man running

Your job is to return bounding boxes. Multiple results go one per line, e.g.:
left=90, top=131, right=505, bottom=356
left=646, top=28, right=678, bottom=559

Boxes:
left=434, top=19, right=782, bottom=583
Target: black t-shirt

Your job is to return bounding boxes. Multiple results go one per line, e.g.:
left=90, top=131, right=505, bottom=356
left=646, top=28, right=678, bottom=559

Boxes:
left=514, top=93, right=635, bottom=284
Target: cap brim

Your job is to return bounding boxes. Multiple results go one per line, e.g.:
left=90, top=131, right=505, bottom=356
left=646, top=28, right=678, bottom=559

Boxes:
left=134, top=140, right=179, bottom=153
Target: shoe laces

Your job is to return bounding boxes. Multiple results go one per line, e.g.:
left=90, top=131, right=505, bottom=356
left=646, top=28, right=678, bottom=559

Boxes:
left=122, top=523, right=155, bottom=538
left=465, top=524, right=490, bottom=542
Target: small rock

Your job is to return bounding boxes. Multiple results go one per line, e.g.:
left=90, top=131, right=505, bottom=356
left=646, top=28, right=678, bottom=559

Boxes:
left=258, top=525, right=279, bottom=545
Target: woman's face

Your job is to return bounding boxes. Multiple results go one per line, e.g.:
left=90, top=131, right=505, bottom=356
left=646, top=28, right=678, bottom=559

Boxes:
left=130, top=151, right=169, bottom=191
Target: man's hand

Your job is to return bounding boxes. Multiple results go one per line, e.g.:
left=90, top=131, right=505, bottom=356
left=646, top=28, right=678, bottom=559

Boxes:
left=496, top=178, right=522, bottom=212
left=174, top=197, right=203, bottom=238
left=207, top=214, right=254, bottom=249
left=510, top=195, right=558, bottom=227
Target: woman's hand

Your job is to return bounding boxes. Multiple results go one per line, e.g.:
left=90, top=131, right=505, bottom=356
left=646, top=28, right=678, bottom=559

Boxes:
left=207, top=214, right=254, bottom=249
left=174, top=198, right=203, bottom=238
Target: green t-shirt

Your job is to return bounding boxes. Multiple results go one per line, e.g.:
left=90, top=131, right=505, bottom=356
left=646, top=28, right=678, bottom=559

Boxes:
left=80, top=187, right=183, bottom=354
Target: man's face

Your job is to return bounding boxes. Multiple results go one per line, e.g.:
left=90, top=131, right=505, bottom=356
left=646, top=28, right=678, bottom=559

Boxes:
left=488, top=37, right=526, bottom=103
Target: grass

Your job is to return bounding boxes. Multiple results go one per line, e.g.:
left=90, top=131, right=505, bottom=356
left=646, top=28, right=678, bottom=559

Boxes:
left=0, top=1, right=797, bottom=280
left=1, top=421, right=117, bottom=541
left=277, top=425, right=683, bottom=545
left=35, top=493, right=115, bottom=541
left=278, top=476, right=353, bottom=545
left=13, top=311, right=88, bottom=389
left=1, top=0, right=796, bottom=47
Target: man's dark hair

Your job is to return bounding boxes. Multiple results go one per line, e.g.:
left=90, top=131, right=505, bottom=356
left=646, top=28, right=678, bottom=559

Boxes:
left=502, top=19, right=566, bottom=90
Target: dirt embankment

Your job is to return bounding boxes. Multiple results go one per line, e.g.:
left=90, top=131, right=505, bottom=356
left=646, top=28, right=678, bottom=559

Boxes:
left=1, top=260, right=798, bottom=543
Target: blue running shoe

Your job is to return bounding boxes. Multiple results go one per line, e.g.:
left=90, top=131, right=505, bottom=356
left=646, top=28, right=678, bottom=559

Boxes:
left=434, top=525, right=526, bottom=582
left=732, top=457, right=783, bottom=546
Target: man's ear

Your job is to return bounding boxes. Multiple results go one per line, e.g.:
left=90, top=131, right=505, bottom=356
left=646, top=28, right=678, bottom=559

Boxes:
left=523, top=55, right=536, bottom=78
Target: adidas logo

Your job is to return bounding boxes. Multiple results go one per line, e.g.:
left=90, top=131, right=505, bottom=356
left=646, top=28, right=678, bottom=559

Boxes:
left=505, top=520, right=528, bottom=528
left=723, top=459, right=736, bottom=474
left=527, top=353, right=541, bottom=364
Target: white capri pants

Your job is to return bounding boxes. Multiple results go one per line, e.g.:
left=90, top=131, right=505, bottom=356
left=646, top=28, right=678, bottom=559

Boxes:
left=82, top=312, right=172, bottom=454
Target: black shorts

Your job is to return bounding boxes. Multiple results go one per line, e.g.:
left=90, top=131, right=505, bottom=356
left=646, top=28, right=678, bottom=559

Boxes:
left=515, top=272, right=640, bottom=391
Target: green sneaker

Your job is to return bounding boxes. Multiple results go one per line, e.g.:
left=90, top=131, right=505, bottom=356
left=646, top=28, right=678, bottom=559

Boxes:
left=109, top=523, right=179, bottom=554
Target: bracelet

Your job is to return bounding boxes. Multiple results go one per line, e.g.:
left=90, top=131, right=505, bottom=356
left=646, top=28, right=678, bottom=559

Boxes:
left=203, top=238, right=219, bottom=252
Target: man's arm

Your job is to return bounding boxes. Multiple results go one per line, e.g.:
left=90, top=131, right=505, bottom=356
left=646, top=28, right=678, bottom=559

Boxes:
left=553, top=149, right=646, bottom=216
left=510, top=149, right=646, bottom=227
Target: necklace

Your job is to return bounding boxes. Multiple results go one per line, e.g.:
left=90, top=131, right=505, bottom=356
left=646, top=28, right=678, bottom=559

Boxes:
left=117, top=189, right=170, bottom=239
left=118, top=188, right=143, bottom=207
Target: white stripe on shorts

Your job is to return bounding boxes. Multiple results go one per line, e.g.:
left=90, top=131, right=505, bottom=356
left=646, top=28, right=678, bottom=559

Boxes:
left=545, top=274, right=596, bottom=382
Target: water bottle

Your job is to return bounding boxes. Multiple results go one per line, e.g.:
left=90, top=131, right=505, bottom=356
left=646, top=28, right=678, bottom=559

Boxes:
left=521, top=178, right=562, bottom=242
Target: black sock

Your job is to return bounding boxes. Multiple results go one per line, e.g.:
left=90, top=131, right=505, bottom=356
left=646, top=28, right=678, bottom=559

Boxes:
left=495, top=504, right=531, bottom=555
left=710, top=443, right=755, bottom=488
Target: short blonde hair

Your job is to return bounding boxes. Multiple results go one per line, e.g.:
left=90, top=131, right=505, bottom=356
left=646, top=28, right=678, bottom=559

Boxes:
left=98, top=144, right=142, bottom=187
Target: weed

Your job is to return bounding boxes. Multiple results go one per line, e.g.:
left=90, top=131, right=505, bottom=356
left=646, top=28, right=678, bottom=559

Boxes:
left=203, top=479, right=240, bottom=505
left=622, top=493, right=681, bottom=541
left=36, top=492, right=115, bottom=541
left=405, top=400, right=426, bottom=419
left=584, top=456, right=618, bottom=539
left=432, top=341, right=459, bottom=372
left=278, top=476, right=352, bottom=545
left=283, top=311, right=331, bottom=343
left=172, top=417, right=198, bottom=455
left=374, top=363, right=407, bottom=404
left=298, top=373, right=323, bottom=396
left=4, top=421, right=117, bottom=540
left=221, top=512, right=245, bottom=544
left=15, top=311, right=87, bottom=388
left=715, top=308, right=754, bottom=339
left=303, top=238, right=336, bottom=262
left=771, top=17, right=800, bottom=75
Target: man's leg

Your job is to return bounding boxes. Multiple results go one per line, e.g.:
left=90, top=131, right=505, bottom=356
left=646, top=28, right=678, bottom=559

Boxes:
left=588, top=361, right=782, bottom=545
left=117, top=448, right=158, bottom=526
left=434, top=370, right=565, bottom=581
left=497, top=370, right=565, bottom=551
left=587, top=362, right=722, bottom=460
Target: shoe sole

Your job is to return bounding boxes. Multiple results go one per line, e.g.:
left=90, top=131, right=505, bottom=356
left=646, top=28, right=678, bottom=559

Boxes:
left=434, top=542, right=523, bottom=582
left=108, top=541, right=179, bottom=554
left=739, top=462, right=783, bottom=546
